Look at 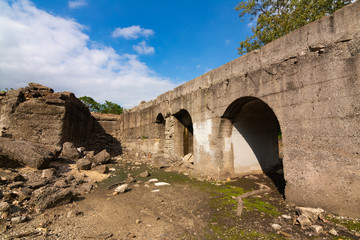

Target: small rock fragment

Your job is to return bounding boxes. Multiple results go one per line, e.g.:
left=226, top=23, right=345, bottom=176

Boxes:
left=127, top=173, right=136, bottom=183
left=154, top=182, right=170, bottom=186
left=92, top=165, right=109, bottom=174
left=297, top=207, right=324, bottom=221
left=135, top=219, right=141, bottom=224
left=310, top=225, right=323, bottom=234
left=8, top=181, right=24, bottom=189
left=11, top=215, right=27, bottom=224
left=329, top=228, right=338, bottom=236
left=297, top=215, right=312, bottom=228
left=41, top=168, right=56, bottom=179
left=151, top=189, right=160, bottom=193
left=281, top=214, right=292, bottom=219
left=148, top=178, right=158, bottom=183
left=0, top=201, right=10, bottom=213
left=140, top=170, right=150, bottom=178
left=271, top=223, right=282, bottom=230
left=114, top=184, right=128, bottom=194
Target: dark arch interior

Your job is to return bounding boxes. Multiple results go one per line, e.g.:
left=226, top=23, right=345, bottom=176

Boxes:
left=155, top=113, right=165, bottom=125
left=223, top=97, right=285, bottom=196
left=173, top=109, right=193, bottom=155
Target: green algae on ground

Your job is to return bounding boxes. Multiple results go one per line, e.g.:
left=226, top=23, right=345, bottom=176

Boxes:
left=243, top=198, right=280, bottom=217
left=326, top=216, right=360, bottom=232
left=205, top=225, right=285, bottom=240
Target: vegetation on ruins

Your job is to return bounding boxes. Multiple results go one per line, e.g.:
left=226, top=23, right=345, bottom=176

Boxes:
left=79, top=96, right=123, bottom=115
left=236, top=0, right=353, bottom=55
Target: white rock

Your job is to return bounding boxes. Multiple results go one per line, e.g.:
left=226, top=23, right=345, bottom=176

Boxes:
left=297, top=207, right=324, bottom=221
left=310, top=225, right=323, bottom=234
left=329, top=228, right=338, bottom=236
left=271, top=223, right=282, bottom=230
left=297, top=214, right=312, bottom=228
left=114, top=184, right=128, bottom=194
left=281, top=214, right=292, bottom=219
left=154, top=182, right=170, bottom=186
left=182, top=153, right=194, bottom=164
left=148, top=178, right=159, bottom=183
left=151, top=189, right=160, bottom=193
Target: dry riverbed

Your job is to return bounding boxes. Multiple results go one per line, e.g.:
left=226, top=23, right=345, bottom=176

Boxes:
left=1, top=155, right=360, bottom=240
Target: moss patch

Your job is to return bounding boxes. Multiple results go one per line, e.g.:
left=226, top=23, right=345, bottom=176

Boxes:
left=243, top=198, right=280, bottom=217
left=326, top=216, right=360, bottom=232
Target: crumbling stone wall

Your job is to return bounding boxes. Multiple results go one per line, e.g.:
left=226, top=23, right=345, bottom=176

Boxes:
left=0, top=83, right=93, bottom=147
left=118, top=1, right=360, bottom=218
left=119, top=104, right=166, bottom=155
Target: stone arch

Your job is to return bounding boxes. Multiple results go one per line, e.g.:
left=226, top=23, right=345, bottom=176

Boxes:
left=173, top=109, right=193, bottom=156
left=221, top=96, right=285, bottom=194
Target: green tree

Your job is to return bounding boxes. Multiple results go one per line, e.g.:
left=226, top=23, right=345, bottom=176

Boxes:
left=79, top=96, right=123, bottom=115
left=100, top=100, right=123, bottom=115
left=236, top=0, right=353, bottom=55
left=78, top=96, right=101, bottom=112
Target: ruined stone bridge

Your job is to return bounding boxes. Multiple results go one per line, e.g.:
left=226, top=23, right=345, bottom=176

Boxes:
left=115, top=2, right=360, bottom=217
left=1, top=2, right=358, bottom=219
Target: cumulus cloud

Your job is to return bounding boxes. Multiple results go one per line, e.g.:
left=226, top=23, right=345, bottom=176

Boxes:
left=0, top=0, right=176, bottom=108
left=112, top=25, right=155, bottom=40
left=68, top=0, right=87, bottom=9
left=133, top=41, right=155, bottom=55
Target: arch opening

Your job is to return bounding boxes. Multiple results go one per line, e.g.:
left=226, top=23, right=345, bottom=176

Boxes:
left=155, top=113, right=165, bottom=125
left=222, top=97, right=285, bottom=195
left=173, top=109, right=193, bottom=156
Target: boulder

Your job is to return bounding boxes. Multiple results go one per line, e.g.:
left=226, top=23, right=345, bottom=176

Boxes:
left=92, top=149, right=111, bottom=165
left=0, top=138, right=55, bottom=169
left=152, top=154, right=177, bottom=169
left=61, top=142, right=80, bottom=160
left=76, top=158, right=91, bottom=170
left=31, top=186, right=74, bottom=210
left=79, top=182, right=93, bottom=194
left=92, top=165, right=109, bottom=174
left=41, top=168, right=56, bottom=179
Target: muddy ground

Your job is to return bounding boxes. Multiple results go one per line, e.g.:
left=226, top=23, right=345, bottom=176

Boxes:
left=1, top=154, right=360, bottom=240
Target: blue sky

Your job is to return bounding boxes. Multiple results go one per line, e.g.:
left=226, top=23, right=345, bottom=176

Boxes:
left=0, top=0, right=252, bottom=108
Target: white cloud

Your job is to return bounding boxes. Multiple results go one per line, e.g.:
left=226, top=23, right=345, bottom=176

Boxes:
left=0, top=0, right=176, bottom=108
left=112, top=25, right=154, bottom=40
left=133, top=41, right=155, bottom=55
left=68, top=0, right=87, bottom=9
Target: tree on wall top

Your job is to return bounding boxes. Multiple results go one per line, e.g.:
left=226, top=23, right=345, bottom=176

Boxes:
left=236, top=0, right=353, bottom=55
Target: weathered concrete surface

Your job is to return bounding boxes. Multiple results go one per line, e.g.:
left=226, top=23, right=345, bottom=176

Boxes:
left=0, top=83, right=93, bottom=147
left=118, top=2, right=360, bottom=217
left=0, top=83, right=122, bottom=168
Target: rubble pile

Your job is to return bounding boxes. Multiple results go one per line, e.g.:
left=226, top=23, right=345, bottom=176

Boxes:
left=0, top=140, right=118, bottom=227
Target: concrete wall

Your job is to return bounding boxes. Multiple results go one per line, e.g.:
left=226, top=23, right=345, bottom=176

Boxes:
left=117, top=2, right=360, bottom=217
